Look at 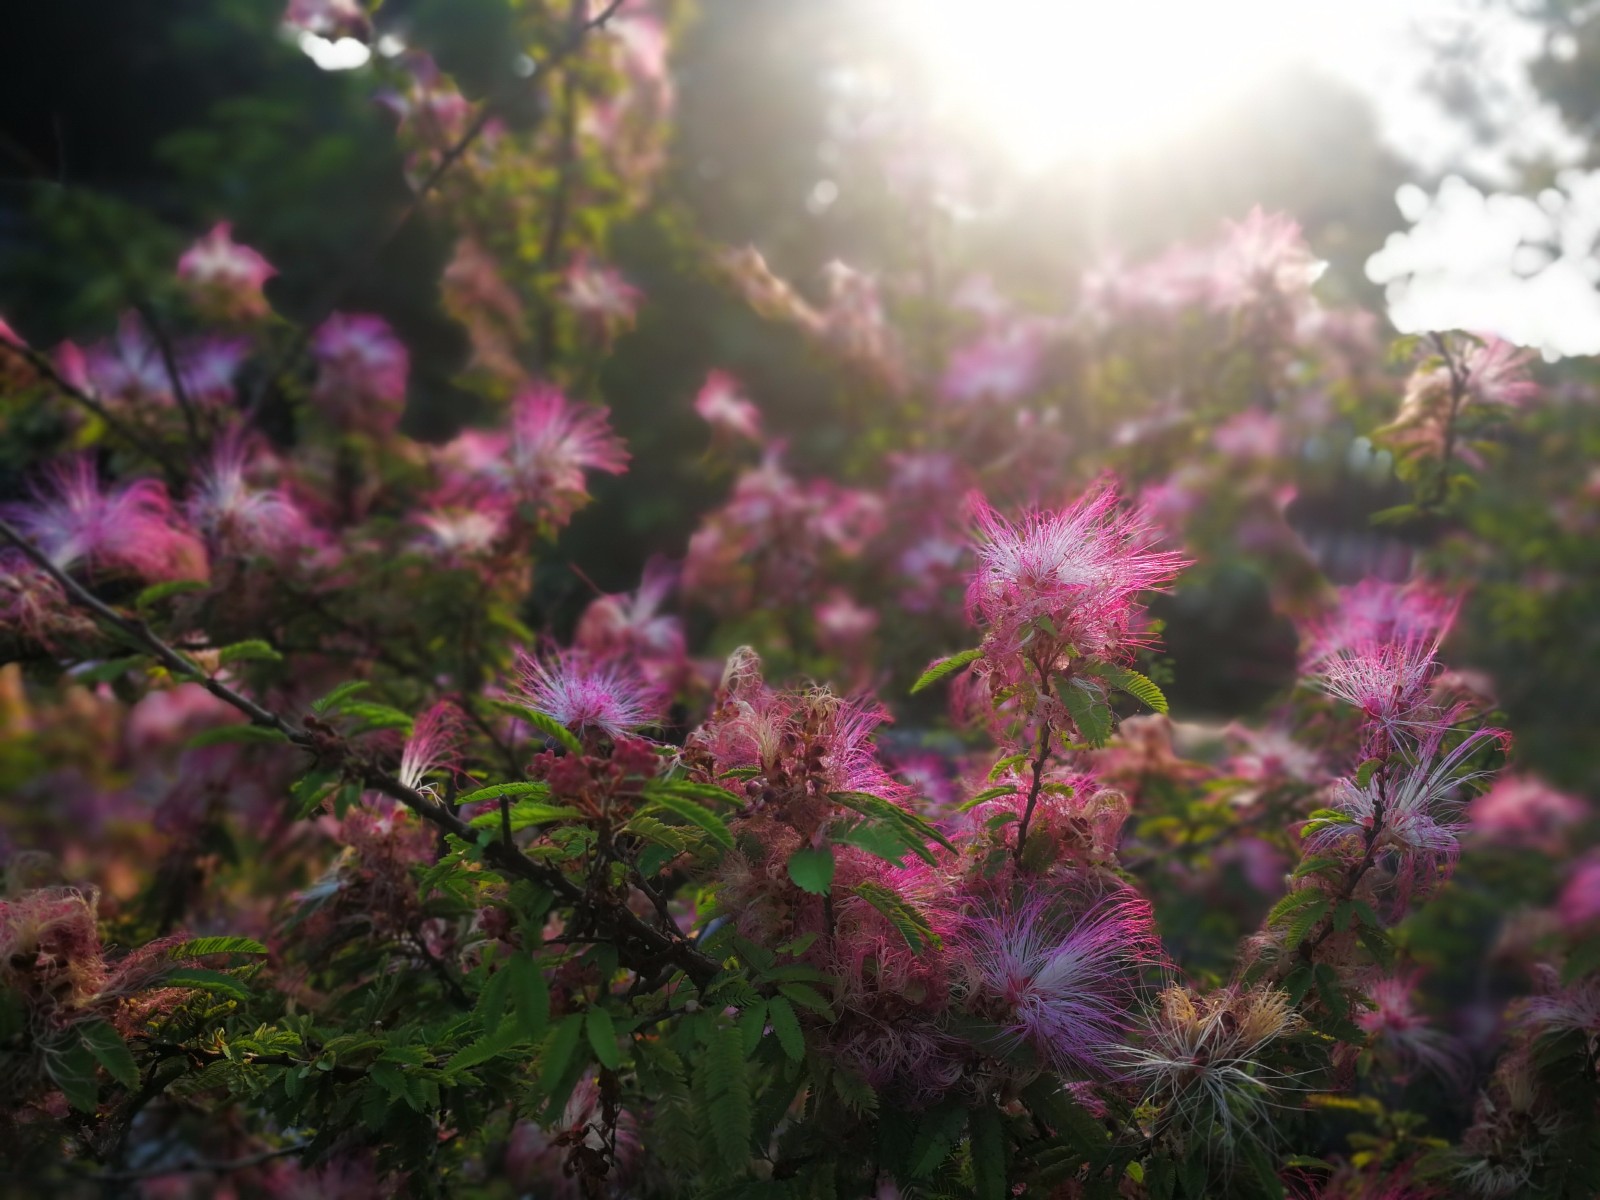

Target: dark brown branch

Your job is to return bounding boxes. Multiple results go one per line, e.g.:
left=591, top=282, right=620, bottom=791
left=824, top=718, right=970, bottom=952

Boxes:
left=133, top=301, right=201, bottom=448
left=0, top=514, right=721, bottom=990
left=84, top=1141, right=312, bottom=1183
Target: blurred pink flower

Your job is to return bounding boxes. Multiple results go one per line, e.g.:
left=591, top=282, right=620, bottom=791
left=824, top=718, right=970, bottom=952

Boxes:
left=5, top=457, right=207, bottom=583
left=693, top=370, right=762, bottom=443
left=177, top=222, right=276, bottom=320
left=562, top=253, right=642, bottom=335
left=309, top=313, right=409, bottom=434
left=1469, top=773, right=1586, bottom=849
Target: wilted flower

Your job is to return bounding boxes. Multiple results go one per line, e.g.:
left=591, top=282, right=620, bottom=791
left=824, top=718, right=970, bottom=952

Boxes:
left=1118, top=984, right=1303, bottom=1150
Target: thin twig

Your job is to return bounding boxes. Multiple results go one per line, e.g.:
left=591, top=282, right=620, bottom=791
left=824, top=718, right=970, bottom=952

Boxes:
left=0, top=338, right=184, bottom=484
left=133, top=301, right=201, bottom=449
left=84, top=1141, right=312, bottom=1183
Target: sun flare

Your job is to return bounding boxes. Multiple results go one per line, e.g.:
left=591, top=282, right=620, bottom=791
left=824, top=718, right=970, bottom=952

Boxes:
left=888, top=0, right=1385, bottom=168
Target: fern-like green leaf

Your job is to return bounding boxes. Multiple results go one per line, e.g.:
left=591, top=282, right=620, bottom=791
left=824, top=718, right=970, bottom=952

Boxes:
left=695, top=1022, right=752, bottom=1177
left=852, top=881, right=939, bottom=954
left=169, top=936, right=267, bottom=958
left=909, top=648, right=983, bottom=695
left=642, top=792, right=734, bottom=850
left=1094, top=665, right=1169, bottom=714
left=78, top=1020, right=139, bottom=1090
left=488, top=700, right=583, bottom=754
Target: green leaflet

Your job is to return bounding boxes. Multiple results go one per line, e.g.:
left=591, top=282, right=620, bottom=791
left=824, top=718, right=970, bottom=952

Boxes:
left=1058, top=679, right=1112, bottom=748
left=160, top=967, right=251, bottom=1001
left=786, top=846, right=835, bottom=894
left=456, top=780, right=553, bottom=807
left=852, top=881, right=939, bottom=954
left=78, top=1020, right=139, bottom=1090
left=586, top=1008, right=622, bottom=1070
left=1090, top=664, right=1169, bottom=714
left=216, top=639, right=283, bottom=665
left=694, top=1021, right=752, bottom=1177
left=488, top=700, right=583, bottom=754
left=311, top=680, right=370, bottom=714
left=641, top=792, right=734, bottom=850
left=909, top=647, right=983, bottom=694
left=169, top=936, right=268, bottom=958
left=765, top=996, right=804, bottom=1061
left=969, top=1100, right=1008, bottom=1200
left=829, top=790, right=957, bottom=855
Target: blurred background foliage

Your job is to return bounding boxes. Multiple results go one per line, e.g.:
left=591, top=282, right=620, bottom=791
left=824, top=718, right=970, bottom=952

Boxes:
left=0, top=0, right=1595, bottom=790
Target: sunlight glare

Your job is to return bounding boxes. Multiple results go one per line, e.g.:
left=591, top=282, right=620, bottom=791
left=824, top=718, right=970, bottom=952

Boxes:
left=889, top=1, right=1380, bottom=169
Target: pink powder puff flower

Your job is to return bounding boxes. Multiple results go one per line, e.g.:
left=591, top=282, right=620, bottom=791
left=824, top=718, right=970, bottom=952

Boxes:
left=1308, top=636, right=1445, bottom=750
left=1309, top=579, right=1460, bottom=656
left=966, top=480, right=1187, bottom=669
left=818, top=259, right=905, bottom=392
left=574, top=557, right=686, bottom=670
left=1468, top=773, right=1586, bottom=849
left=505, top=386, right=629, bottom=516
left=187, top=434, right=317, bottom=562
left=1358, top=971, right=1467, bottom=1085
left=1558, top=852, right=1600, bottom=930
left=283, top=0, right=370, bottom=40
left=309, top=312, right=409, bottom=434
left=71, top=315, right=249, bottom=412
left=5, top=457, right=207, bottom=583
left=515, top=649, right=661, bottom=740
left=1209, top=207, right=1326, bottom=313
left=177, top=222, right=276, bottom=321
left=940, top=320, right=1049, bottom=406
left=693, top=369, right=763, bottom=443
left=436, top=387, right=628, bottom=525
left=1212, top=410, right=1284, bottom=461
left=954, top=888, right=1160, bottom=1077
left=1458, top=336, right=1539, bottom=407
left=934, top=320, right=1049, bottom=409
left=561, top=253, right=642, bottom=336
left=1306, top=726, right=1509, bottom=911
left=397, top=701, right=462, bottom=795
left=813, top=589, right=878, bottom=657
left=412, top=507, right=507, bottom=561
